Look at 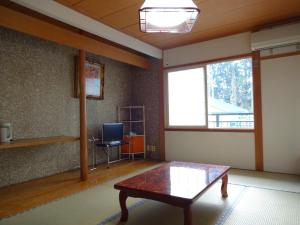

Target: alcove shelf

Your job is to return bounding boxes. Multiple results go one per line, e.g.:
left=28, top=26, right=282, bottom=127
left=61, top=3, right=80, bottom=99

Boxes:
left=0, top=136, right=80, bottom=150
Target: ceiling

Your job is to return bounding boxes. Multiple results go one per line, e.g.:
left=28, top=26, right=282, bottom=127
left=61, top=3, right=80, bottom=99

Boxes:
left=55, top=0, right=300, bottom=49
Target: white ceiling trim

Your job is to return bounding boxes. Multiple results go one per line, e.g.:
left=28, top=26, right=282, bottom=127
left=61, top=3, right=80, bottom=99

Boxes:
left=11, top=0, right=162, bottom=59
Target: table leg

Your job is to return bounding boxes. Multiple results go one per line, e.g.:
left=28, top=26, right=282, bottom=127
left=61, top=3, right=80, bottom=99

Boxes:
left=183, top=205, right=192, bottom=225
left=119, top=191, right=128, bottom=222
left=221, top=174, right=228, bottom=198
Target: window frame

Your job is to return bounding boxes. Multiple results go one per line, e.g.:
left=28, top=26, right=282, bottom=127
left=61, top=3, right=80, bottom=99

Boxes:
left=164, top=55, right=255, bottom=132
left=164, top=64, right=207, bottom=129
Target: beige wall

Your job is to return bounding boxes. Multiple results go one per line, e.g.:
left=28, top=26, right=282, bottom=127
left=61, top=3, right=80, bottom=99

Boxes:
left=165, top=131, right=255, bottom=169
left=163, top=32, right=251, bottom=67
left=163, top=32, right=256, bottom=170
left=163, top=31, right=300, bottom=174
left=261, top=55, right=300, bottom=174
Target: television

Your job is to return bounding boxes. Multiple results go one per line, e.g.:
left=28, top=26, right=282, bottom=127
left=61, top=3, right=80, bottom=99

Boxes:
left=102, top=123, right=124, bottom=143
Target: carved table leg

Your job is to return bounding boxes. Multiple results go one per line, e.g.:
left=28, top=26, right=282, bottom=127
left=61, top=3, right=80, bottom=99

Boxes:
left=183, top=205, right=192, bottom=225
left=119, top=191, right=128, bottom=222
left=221, top=174, right=228, bottom=198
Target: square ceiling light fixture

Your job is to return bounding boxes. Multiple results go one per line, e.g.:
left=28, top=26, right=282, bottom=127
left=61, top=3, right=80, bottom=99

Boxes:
left=139, top=0, right=200, bottom=33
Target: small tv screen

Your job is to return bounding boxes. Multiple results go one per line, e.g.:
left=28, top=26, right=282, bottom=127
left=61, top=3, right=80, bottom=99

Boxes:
left=102, top=123, right=123, bottom=142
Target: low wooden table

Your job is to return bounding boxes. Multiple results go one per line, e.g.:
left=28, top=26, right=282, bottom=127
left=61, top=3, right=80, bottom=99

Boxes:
left=114, top=161, right=230, bottom=225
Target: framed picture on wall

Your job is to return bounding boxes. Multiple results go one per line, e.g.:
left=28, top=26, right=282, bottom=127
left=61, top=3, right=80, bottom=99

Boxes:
left=75, top=57, right=104, bottom=100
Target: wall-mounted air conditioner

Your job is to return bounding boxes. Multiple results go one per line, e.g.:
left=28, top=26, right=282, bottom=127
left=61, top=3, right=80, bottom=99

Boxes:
left=251, top=22, right=300, bottom=51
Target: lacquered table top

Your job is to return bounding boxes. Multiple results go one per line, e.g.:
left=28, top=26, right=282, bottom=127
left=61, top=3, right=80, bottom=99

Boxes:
left=114, top=161, right=230, bottom=200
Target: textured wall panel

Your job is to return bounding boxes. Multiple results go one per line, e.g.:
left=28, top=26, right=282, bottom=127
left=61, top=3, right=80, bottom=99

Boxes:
left=131, top=59, right=161, bottom=159
left=0, top=28, right=133, bottom=187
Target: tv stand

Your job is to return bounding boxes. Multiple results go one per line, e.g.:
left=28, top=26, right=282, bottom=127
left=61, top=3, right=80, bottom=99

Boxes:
left=89, top=137, right=130, bottom=168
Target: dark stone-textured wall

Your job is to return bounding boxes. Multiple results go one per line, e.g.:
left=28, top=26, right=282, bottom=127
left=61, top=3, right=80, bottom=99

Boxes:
left=0, top=28, right=133, bottom=187
left=131, top=59, right=161, bottom=160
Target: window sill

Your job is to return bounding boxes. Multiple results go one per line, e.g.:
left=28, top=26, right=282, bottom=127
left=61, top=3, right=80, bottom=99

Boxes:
left=164, top=128, right=254, bottom=133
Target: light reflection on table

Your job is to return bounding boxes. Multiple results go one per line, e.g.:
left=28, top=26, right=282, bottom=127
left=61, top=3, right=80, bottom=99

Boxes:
left=170, top=166, right=207, bottom=198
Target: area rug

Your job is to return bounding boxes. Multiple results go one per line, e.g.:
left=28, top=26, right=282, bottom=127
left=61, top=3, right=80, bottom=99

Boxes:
left=99, top=185, right=300, bottom=225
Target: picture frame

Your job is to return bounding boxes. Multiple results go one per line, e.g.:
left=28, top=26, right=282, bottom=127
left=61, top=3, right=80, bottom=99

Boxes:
left=75, top=57, right=104, bottom=100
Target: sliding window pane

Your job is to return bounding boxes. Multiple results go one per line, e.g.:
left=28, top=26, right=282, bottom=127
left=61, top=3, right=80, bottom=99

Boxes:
left=168, top=68, right=206, bottom=126
left=207, top=58, right=254, bottom=129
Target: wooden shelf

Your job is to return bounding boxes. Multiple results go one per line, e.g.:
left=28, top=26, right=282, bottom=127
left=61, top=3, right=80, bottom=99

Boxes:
left=0, top=136, right=80, bottom=150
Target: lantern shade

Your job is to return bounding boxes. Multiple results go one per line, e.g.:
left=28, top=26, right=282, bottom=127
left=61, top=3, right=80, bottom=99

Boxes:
left=139, top=0, right=200, bottom=33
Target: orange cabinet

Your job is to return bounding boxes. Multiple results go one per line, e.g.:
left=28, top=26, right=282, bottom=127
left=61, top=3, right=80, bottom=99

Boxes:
left=122, top=135, right=144, bottom=153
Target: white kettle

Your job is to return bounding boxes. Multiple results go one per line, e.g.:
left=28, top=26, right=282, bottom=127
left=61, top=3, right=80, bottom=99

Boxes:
left=0, top=122, right=13, bottom=143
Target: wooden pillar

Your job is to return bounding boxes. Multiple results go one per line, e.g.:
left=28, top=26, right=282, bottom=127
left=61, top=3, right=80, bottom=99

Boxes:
left=79, top=49, right=88, bottom=180
left=252, top=51, right=264, bottom=171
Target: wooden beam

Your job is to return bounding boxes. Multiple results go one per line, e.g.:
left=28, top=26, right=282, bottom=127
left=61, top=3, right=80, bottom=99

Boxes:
left=79, top=50, right=88, bottom=181
left=0, top=5, right=150, bottom=69
left=252, top=51, right=264, bottom=171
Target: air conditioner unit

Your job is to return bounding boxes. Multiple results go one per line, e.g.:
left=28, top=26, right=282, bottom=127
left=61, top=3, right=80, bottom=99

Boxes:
left=251, top=22, right=300, bottom=51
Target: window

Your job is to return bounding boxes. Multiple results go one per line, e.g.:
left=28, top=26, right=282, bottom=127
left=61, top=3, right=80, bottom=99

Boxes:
left=166, top=57, right=254, bottom=129
left=168, top=68, right=206, bottom=126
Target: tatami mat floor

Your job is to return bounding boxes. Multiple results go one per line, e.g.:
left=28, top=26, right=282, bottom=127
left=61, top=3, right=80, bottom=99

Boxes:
left=0, top=161, right=299, bottom=225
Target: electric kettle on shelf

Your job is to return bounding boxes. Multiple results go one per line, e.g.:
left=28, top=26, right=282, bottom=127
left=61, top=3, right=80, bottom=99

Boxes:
left=0, top=122, right=13, bottom=143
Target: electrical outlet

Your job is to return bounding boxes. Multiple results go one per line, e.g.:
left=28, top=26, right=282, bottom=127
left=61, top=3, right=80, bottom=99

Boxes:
left=151, top=145, right=156, bottom=152
left=147, top=145, right=156, bottom=152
